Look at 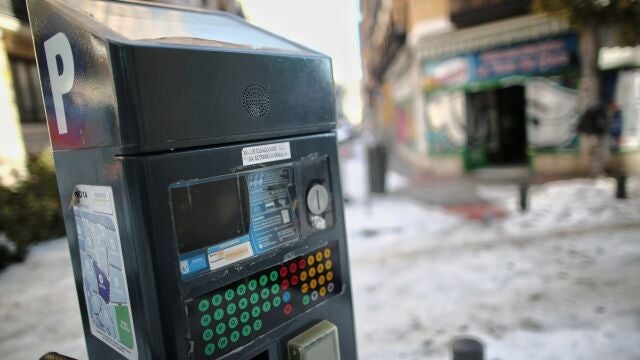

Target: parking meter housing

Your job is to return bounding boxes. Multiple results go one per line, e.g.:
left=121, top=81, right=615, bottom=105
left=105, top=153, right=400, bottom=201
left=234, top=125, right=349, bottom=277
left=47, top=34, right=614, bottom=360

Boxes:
left=28, top=1, right=357, bottom=359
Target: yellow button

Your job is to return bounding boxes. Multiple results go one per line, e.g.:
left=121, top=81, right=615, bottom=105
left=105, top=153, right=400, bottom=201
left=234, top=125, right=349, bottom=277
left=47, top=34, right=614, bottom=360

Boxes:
left=318, top=275, right=325, bottom=285
left=326, top=271, right=333, bottom=281
left=310, top=279, right=317, bottom=289
left=308, top=268, right=316, bottom=278
left=301, top=283, right=309, bottom=293
left=307, top=255, right=315, bottom=266
left=325, top=260, right=332, bottom=270
left=317, top=263, right=324, bottom=274
left=324, top=248, right=331, bottom=258
left=300, top=271, right=307, bottom=281
left=315, top=251, right=323, bottom=262
left=319, top=286, right=327, bottom=297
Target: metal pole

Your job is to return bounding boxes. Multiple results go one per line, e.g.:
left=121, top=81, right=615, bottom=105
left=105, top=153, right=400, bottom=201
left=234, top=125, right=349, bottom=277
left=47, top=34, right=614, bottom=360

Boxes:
left=519, top=182, right=529, bottom=212
left=616, top=174, right=627, bottom=199
left=452, top=337, right=484, bottom=360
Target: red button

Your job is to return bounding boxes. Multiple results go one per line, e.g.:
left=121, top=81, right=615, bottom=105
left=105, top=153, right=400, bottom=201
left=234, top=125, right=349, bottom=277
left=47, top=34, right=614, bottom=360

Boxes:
left=281, top=279, right=290, bottom=290
left=290, top=275, right=299, bottom=286
left=289, top=262, right=297, bottom=273
left=298, top=259, right=306, bottom=270
left=279, top=266, right=288, bottom=277
left=283, top=304, right=293, bottom=315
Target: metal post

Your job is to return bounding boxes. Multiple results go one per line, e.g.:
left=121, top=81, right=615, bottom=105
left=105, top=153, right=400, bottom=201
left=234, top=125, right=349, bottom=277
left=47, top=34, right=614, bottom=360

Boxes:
left=367, top=142, right=387, bottom=194
left=616, top=174, right=627, bottom=199
left=452, top=337, right=484, bottom=360
left=519, top=182, right=529, bottom=212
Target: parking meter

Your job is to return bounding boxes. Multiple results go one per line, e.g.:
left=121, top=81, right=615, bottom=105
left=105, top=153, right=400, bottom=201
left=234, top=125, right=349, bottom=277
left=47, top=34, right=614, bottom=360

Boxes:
left=28, top=1, right=357, bottom=359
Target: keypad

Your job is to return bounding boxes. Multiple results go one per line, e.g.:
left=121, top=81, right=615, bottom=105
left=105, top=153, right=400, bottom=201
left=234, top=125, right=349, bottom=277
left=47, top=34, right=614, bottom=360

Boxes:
left=189, top=243, right=341, bottom=359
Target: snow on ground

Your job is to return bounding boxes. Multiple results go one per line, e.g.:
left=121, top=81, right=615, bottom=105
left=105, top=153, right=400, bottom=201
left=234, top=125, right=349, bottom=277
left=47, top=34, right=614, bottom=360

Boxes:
left=342, top=142, right=640, bottom=359
left=0, top=238, right=87, bottom=360
left=1, top=142, right=639, bottom=359
left=349, top=225, right=640, bottom=360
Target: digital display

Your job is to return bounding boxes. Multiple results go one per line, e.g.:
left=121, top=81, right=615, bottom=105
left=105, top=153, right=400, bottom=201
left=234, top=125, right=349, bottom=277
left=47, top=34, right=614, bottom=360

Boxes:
left=171, top=176, right=249, bottom=254
left=172, top=165, right=302, bottom=279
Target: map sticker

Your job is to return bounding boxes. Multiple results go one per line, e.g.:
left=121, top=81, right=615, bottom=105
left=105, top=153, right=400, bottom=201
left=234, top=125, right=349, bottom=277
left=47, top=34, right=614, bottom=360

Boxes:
left=73, top=185, right=138, bottom=359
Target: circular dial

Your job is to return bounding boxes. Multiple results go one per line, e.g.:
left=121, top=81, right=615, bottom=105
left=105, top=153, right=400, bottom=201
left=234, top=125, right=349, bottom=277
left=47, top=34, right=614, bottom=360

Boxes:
left=306, top=184, right=329, bottom=215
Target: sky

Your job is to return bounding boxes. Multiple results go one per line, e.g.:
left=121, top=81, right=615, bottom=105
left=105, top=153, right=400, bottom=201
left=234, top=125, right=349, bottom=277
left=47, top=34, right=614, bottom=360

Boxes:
left=239, top=0, right=363, bottom=124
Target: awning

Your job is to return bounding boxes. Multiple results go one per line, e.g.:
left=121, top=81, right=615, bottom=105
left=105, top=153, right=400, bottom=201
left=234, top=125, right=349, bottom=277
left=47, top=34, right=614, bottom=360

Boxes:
left=599, top=46, right=640, bottom=70
left=416, top=14, right=570, bottom=62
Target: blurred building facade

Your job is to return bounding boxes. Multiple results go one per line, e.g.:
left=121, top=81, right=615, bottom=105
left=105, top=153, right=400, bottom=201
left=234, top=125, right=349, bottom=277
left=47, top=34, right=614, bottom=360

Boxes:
left=0, top=0, right=243, bottom=185
left=360, top=0, right=640, bottom=176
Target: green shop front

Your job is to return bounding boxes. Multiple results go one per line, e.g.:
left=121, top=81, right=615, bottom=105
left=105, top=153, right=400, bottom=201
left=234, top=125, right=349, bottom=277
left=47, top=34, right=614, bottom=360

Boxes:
left=421, top=33, right=583, bottom=175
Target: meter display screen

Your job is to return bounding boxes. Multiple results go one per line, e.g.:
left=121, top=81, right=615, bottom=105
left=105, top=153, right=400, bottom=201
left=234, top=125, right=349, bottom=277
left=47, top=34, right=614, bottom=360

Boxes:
left=172, top=165, right=300, bottom=280
left=171, top=177, right=249, bottom=254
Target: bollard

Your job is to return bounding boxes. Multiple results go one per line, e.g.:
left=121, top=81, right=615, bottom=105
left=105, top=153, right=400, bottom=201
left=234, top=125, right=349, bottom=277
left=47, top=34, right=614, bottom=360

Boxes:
left=518, top=182, right=529, bottom=212
left=367, top=142, right=387, bottom=194
left=616, top=174, right=627, bottom=199
left=452, top=337, right=484, bottom=360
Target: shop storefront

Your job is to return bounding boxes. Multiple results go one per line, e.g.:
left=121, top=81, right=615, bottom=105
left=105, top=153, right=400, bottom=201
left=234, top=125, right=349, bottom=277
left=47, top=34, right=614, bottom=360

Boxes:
left=421, top=33, right=581, bottom=174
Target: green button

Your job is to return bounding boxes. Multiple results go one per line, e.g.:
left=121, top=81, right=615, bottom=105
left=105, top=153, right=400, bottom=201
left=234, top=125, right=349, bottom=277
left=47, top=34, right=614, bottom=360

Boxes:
left=203, top=328, right=214, bottom=342
left=260, top=288, right=270, bottom=299
left=242, top=325, right=252, bottom=337
left=259, top=275, right=268, bottom=286
left=302, top=295, right=310, bottom=306
left=226, top=303, right=237, bottom=315
left=200, top=314, right=211, bottom=327
left=240, top=311, right=250, bottom=323
left=204, top=343, right=215, bottom=356
left=198, top=299, right=210, bottom=312
left=253, top=319, right=263, bottom=331
left=228, top=316, right=239, bottom=329
left=224, top=289, right=235, bottom=301
left=230, top=330, right=240, bottom=343
left=215, top=323, right=226, bottom=335
left=212, top=294, right=222, bottom=307
left=238, top=298, right=248, bottom=310
left=214, top=308, right=224, bottom=321
left=262, top=301, right=271, bottom=313
left=248, top=279, right=258, bottom=291
left=251, top=306, right=261, bottom=318
left=250, top=293, right=259, bottom=304
left=272, top=296, right=282, bottom=307
left=269, top=270, right=278, bottom=282
left=218, top=336, right=228, bottom=349
left=237, top=284, right=247, bottom=296
left=271, top=284, right=280, bottom=295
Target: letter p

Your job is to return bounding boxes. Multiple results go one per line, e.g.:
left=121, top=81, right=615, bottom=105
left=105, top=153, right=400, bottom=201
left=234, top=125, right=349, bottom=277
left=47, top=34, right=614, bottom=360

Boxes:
left=44, top=32, right=74, bottom=135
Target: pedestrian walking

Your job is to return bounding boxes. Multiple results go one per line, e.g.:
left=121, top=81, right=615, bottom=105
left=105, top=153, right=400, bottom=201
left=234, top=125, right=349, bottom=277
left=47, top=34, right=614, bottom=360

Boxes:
left=577, top=102, right=609, bottom=177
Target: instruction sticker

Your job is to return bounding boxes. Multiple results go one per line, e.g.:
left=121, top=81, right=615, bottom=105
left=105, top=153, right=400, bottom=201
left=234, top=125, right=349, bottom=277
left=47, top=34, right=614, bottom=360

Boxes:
left=242, top=142, right=291, bottom=166
left=73, top=185, right=138, bottom=360
left=207, top=241, right=254, bottom=271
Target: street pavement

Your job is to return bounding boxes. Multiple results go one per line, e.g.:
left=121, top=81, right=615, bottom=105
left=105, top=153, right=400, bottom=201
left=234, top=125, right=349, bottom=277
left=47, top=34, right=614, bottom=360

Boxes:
left=0, top=142, right=639, bottom=359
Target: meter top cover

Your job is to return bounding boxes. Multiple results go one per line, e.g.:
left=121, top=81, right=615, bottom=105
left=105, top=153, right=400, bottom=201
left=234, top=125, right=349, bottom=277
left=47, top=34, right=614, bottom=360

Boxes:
left=29, top=0, right=336, bottom=153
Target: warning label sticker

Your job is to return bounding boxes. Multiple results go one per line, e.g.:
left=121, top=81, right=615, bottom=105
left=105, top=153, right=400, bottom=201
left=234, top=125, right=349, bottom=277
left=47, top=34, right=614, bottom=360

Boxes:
left=73, top=185, right=138, bottom=360
left=242, top=142, right=291, bottom=166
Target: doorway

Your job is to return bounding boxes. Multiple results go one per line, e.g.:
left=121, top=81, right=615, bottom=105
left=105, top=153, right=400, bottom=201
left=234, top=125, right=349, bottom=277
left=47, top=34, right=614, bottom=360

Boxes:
left=465, top=85, right=527, bottom=169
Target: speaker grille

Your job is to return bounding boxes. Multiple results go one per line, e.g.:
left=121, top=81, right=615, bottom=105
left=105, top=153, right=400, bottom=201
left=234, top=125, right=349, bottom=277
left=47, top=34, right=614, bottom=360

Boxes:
left=242, top=84, right=270, bottom=119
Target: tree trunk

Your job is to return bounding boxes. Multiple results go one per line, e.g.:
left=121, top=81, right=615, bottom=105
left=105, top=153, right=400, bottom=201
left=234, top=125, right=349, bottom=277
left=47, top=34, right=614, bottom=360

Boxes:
left=578, top=21, right=600, bottom=112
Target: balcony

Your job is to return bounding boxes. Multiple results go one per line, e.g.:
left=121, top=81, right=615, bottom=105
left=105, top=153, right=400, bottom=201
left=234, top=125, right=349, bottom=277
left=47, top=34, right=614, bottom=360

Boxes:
left=450, top=0, right=531, bottom=28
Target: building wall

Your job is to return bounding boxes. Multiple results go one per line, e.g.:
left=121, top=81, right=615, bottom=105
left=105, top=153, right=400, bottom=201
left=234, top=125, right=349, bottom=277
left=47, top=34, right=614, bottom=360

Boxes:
left=0, top=28, right=27, bottom=185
